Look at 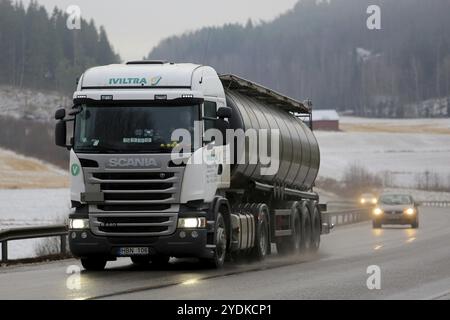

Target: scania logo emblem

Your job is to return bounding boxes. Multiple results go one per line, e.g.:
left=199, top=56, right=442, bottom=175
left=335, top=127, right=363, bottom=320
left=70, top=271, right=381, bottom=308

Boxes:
left=108, top=158, right=159, bottom=168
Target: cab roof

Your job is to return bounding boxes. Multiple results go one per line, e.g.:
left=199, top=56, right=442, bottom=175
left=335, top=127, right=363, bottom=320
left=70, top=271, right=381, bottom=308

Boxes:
left=80, top=62, right=202, bottom=89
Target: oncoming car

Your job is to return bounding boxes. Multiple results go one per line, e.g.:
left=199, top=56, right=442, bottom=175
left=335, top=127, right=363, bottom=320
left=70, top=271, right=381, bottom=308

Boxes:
left=372, top=193, right=419, bottom=229
left=359, top=193, right=378, bottom=206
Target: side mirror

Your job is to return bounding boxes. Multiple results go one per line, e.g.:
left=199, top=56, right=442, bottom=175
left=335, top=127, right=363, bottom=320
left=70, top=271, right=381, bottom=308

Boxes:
left=55, top=108, right=66, bottom=120
left=55, top=120, right=67, bottom=148
left=217, top=106, right=232, bottom=119
left=415, top=201, right=422, bottom=207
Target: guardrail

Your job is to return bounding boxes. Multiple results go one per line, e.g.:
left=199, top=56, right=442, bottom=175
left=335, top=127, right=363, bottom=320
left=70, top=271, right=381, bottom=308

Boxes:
left=323, top=208, right=371, bottom=227
left=0, top=225, right=68, bottom=263
left=421, top=201, right=450, bottom=208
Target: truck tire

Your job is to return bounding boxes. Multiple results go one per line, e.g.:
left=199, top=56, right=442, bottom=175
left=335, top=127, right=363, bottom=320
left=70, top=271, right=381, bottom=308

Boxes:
left=299, top=204, right=312, bottom=253
left=250, top=204, right=270, bottom=261
left=276, top=205, right=301, bottom=255
left=310, top=203, right=321, bottom=252
left=81, top=257, right=107, bottom=271
left=201, top=211, right=227, bottom=268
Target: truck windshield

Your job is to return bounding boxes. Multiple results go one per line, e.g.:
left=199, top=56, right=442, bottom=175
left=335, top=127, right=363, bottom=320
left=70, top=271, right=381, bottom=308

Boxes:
left=74, top=104, right=199, bottom=153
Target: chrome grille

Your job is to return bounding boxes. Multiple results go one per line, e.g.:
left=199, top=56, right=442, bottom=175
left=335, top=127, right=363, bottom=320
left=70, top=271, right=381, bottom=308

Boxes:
left=88, top=171, right=180, bottom=205
left=385, top=210, right=402, bottom=215
left=79, top=154, right=185, bottom=236
left=89, top=212, right=178, bottom=236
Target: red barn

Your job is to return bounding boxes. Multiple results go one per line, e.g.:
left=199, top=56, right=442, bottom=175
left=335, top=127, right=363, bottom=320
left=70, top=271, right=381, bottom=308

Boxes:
left=312, top=109, right=340, bottom=131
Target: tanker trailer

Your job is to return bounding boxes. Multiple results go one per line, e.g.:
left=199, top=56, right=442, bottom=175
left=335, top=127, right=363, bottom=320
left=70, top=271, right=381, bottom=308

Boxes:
left=54, top=61, right=330, bottom=270
left=220, top=74, right=324, bottom=257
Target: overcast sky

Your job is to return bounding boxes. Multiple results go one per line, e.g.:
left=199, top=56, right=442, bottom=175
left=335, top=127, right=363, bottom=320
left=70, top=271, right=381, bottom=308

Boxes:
left=22, top=0, right=298, bottom=61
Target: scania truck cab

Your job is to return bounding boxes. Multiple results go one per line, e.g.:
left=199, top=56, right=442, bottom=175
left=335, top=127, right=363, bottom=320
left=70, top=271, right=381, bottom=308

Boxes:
left=55, top=61, right=327, bottom=271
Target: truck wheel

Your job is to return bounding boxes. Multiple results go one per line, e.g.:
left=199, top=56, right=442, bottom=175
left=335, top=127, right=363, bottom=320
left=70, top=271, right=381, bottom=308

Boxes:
left=310, top=204, right=321, bottom=252
left=81, top=257, right=107, bottom=271
left=131, top=256, right=151, bottom=265
left=276, top=206, right=301, bottom=255
left=250, top=204, right=270, bottom=261
left=299, top=204, right=312, bottom=253
left=201, top=212, right=227, bottom=268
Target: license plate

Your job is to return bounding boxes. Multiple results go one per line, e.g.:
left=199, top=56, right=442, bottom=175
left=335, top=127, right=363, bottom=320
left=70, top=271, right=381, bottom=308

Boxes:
left=117, top=247, right=149, bottom=256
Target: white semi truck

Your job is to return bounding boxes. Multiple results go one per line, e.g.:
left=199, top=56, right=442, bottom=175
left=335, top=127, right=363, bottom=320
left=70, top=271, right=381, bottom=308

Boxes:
left=54, top=61, right=329, bottom=271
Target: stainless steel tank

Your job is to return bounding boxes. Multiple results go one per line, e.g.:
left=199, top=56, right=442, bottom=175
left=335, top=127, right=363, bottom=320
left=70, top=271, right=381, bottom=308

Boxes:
left=226, top=90, right=320, bottom=191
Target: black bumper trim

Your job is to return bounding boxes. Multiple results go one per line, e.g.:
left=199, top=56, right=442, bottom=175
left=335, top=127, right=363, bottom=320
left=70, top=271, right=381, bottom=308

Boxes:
left=69, top=229, right=213, bottom=260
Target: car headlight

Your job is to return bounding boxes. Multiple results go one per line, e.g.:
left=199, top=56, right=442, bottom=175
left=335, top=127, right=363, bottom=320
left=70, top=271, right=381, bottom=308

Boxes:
left=69, top=218, right=89, bottom=230
left=373, top=208, right=383, bottom=216
left=371, top=198, right=378, bottom=204
left=405, top=208, right=415, bottom=215
left=178, top=217, right=206, bottom=229
left=360, top=198, right=366, bottom=204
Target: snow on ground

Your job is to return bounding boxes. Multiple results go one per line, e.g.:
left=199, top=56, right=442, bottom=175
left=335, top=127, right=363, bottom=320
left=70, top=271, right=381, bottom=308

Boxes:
left=0, top=148, right=69, bottom=259
left=0, top=188, right=70, bottom=260
left=315, top=130, right=450, bottom=187
left=340, top=116, right=450, bottom=134
left=0, top=85, right=70, bottom=121
left=0, top=188, right=70, bottom=227
left=341, top=116, right=450, bottom=126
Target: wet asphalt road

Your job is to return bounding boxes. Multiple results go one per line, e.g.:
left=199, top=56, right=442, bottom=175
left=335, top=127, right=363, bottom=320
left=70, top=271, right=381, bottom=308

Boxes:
left=0, top=206, right=449, bottom=300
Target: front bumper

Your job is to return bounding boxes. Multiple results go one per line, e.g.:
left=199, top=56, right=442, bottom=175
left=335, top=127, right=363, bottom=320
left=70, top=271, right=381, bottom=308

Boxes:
left=68, top=228, right=214, bottom=260
left=374, top=214, right=417, bottom=224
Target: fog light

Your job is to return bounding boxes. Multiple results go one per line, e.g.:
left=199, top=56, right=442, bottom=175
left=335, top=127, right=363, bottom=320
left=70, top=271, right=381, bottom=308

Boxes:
left=405, top=208, right=415, bottom=215
left=191, top=231, right=199, bottom=238
left=71, top=232, right=77, bottom=239
left=179, top=231, right=186, bottom=239
left=81, top=232, right=87, bottom=239
left=69, top=218, right=89, bottom=230
left=178, top=217, right=206, bottom=229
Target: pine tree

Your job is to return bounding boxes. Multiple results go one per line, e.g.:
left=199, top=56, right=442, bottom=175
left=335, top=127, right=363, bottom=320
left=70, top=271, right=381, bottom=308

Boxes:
left=0, top=0, right=120, bottom=93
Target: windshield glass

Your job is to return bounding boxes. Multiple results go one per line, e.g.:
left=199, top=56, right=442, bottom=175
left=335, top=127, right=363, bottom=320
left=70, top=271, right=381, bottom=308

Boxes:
left=379, top=194, right=412, bottom=205
left=74, top=104, right=199, bottom=153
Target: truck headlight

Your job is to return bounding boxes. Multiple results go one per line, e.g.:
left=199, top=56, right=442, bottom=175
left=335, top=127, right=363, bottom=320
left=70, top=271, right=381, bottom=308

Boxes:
left=373, top=208, right=383, bottom=216
left=178, top=217, right=206, bottom=229
left=69, top=218, right=89, bottom=230
left=405, top=208, right=415, bottom=215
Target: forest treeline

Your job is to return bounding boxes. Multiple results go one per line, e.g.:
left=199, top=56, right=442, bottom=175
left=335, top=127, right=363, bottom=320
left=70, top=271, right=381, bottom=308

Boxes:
left=149, top=0, right=450, bottom=117
left=0, top=116, right=67, bottom=167
left=0, top=0, right=120, bottom=94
